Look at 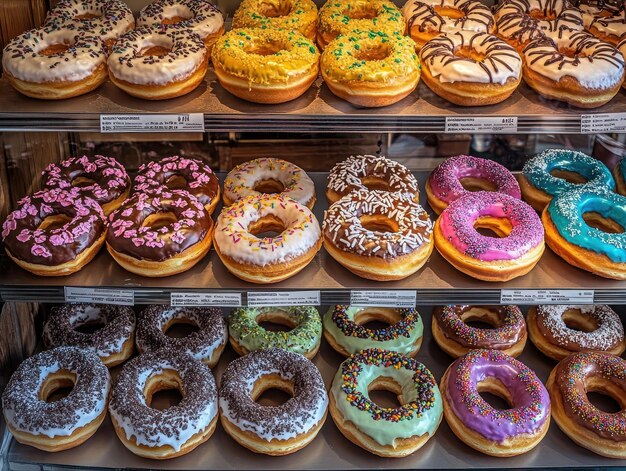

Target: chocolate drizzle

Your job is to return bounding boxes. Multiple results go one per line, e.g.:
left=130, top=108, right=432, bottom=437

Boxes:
left=405, top=0, right=494, bottom=33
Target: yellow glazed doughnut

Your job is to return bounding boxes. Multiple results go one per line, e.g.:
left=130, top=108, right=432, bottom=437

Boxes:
left=233, top=0, right=318, bottom=41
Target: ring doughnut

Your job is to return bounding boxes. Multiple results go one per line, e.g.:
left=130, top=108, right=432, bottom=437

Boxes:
left=1, top=346, right=110, bottom=452
left=136, top=306, right=227, bottom=367
left=527, top=305, right=626, bottom=360
left=219, top=348, right=328, bottom=455
left=441, top=349, right=551, bottom=456
left=584, top=8, right=626, bottom=45
left=615, top=158, right=626, bottom=195
left=43, top=303, right=136, bottom=367
left=233, top=0, right=318, bottom=40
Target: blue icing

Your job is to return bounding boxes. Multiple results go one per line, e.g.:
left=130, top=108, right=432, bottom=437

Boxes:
left=523, top=149, right=615, bottom=197
left=620, top=159, right=626, bottom=181
left=548, top=187, right=626, bottom=263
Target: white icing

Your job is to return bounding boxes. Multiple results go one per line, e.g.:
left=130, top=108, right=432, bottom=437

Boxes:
left=584, top=10, right=626, bottom=39
left=137, top=0, right=224, bottom=39
left=402, top=0, right=494, bottom=34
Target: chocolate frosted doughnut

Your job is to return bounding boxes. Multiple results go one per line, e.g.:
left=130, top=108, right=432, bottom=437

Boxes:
left=136, top=305, right=227, bottom=367
left=43, top=303, right=136, bottom=367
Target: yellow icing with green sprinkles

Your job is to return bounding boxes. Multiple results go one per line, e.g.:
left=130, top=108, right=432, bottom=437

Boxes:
left=319, top=0, right=404, bottom=42
left=232, top=0, right=318, bottom=38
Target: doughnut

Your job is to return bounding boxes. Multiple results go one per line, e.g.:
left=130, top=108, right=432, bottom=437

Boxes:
left=219, top=348, right=328, bottom=455
left=519, top=149, right=615, bottom=212
left=106, top=188, right=213, bottom=277
left=323, top=306, right=423, bottom=356
left=43, top=303, right=136, bottom=367
left=329, top=349, right=442, bottom=457
left=44, top=0, right=134, bottom=50
left=426, top=155, right=521, bottom=214
left=133, top=156, right=220, bottom=215
left=320, top=31, right=420, bottom=107
left=619, top=37, right=626, bottom=88
left=432, top=305, right=527, bottom=357
left=41, top=154, right=131, bottom=216
left=1, top=346, right=110, bottom=452
left=137, top=0, right=225, bottom=55
left=107, top=27, right=208, bottom=100
left=402, top=0, right=495, bottom=50
left=527, top=305, right=626, bottom=360
left=2, top=25, right=107, bottom=100
left=522, top=31, right=625, bottom=108
left=615, top=158, right=626, bottom=194
left=109, top=349, right=218, bottom=459
left=441, top=349, right=550, bottom=456
left=494, top=0, right=584, bottom=51
left=233, top=0, right=318, bottom=40
left=547, top=352, right=626, bottom=458
left=136, top=306, right=227, bottom=367
left=213, top=193, right=322, bottom=283
left=212, top=28, right=319, bottom=104
left=542, top=186, right=626, bottom=279
left=223, top=157, right=315, bottom=208
left=420, top=31, right=522, bottom=106
left=584, top=8, right=626, bottom=45
left=326, top=154, right=419, bottom=204
left=317, top=0, right=404, bottom=50
left=434, top=191, right=545, bottom=281
left=228, top=306, right=322, bottom=359
left=1, top=188, right=106, bottom=276
left=323, top=190, right=434, bottom=281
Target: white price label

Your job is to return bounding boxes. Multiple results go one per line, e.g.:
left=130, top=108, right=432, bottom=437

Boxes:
left=350, top=290, right=417, bottom=308
left=247, top=291, right=321, bottom=307
left=64, top=287, right=134, bottom=305
left=170, top=292, right=242, bottom=307
left=100, top=114, right=205, bottom=133
left=500, top=289, right=594, bottom=304
left=445, top=116, right=517, bottom=133
left=581, top=113, right=626, bottom=133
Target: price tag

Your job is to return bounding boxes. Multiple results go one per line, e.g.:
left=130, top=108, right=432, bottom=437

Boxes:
left=445, top=116, right=517, bottom=133
left=64, top=287, right=134, bottom=305
left=170, top=292, right=242, bottom=307
left=500, top=289, right=594, bottom=305
left=580, top=113, right=626, bottom=133
left=100, top=114, right=205, bottom=133
left=350, top=290, right=417, bottom=308
left=247, top=291, right=321, bottom=307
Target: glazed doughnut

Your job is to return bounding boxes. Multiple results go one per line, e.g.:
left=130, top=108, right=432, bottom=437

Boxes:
left=323, top=306, right=423, bottom=356
left=426, top=155, right=521, bottom=214
left=615, top=158, right=626, bottom=194
left=323, top=190, right=434, bottom=281
left=317, top=0, right=404, bottom=50
left=434, top=191, right=545, bottom=281
left=420, top=31, right=522, bottom=106
left=542, top=186, right=626, bottom=279
left=44, top=0, right=134, bottom=50
left=403, top=0, right=495, bottom=50
left=136, top=305, right=227, bottom=367
left=330, top=349, right=442, bottom=457
left=223, top=157, right=315, bottom=208
left=133, top=156, right=220, bottom=215
left=321, top=31, right=420, bottom=107
left=519, top=149, right=615, bottom=212
left=584, top=8, right=626, bottom=45
left=219, top=348, right=328, bottom=455
left=109, top=349, right=218, bottom=459
left=527, top=305, right=625, bottom=360
left=523, top=31, right=625, bottom=108
left=137, top=0, right=224, bottom=55
left=107, top=27, right=208, bottom=100
left=547, top=352, right=626, bottom=458
left=233, top=0, right=318, bottom=40
left=228, top=306, right=322, bottom=359
left=213, top=193, right=322, bottom=283
left=43, top=303, right=136, bottom=367
left=106, top=188, right=213, bottom=277
left=432, top=305, right=527, bottom=357
left=41, top=154, right=131, bottom=216
left=2, top=25, right=107, bottom=100
left=442, top=349, right=550, bottom=456
left=326, top=154, right=419, bottom=204
left=1, top=347, right=110, bottom=452
left=1, top=188, right=106, bottom=276
left=212, top=28, right=319, bottom=104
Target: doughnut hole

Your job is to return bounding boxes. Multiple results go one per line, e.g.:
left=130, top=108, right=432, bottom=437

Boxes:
left=141, top=211, right=178, bottom=230
left=256, top=309, right=297, bottom=333
left=253, top=178, right=286, bottom=194
left=138, top=37, right=174, bottom=58
left=433, top=5, right=465, bottom=19
left=459, top=177, right=497, bottom=192
left=246, top=40, right=287, bottom=56
left=354, top=45, right=391, bottom=62
left=144, top=370, right=184, bottom=410
left=561, top=308, right=598, bottom=333
left=585, top=375, right=626, bottom=414
left=477, top=376, right=514, bottom=410
left=344, top=5, right=378, bottom=19
left=354, top=307, right=401, bottom=332
left=248, top=214, right=286, bottom=240
left=73, top=321, right=106, bottom=334
left=359, top=176, right=391, bottom=192
left=582, top=211, right=624, bottom=234
left=368, top=376, right=404, bottom=408
left=38, top=214, right=72, bottom=231
left=251, top=374, right=294, bottom=406
left=74, top=10, right=101, bottom=20
left=473, top=216, right=513, bottom=238
left=259, top=0, right=293, bottom=18
left=459, top=306, right=502, bottom=331
left=71, top=175, right=97, bottom=188
left=529, top=9, right=557, bottom=20
left=455, top=47, right=487, bottom=62
left=39, top=43, right=71, bottom=56
left=165, top=174, right=189, bottom=191
left=39, top=370, right=77, bottom=403
left=163, top=317, right=200, bottom=339
left=360, top=215, right=399, bottom=233
left=161, top=6, right=193, bottom=24
left=550, top=168, right=588, bottom=185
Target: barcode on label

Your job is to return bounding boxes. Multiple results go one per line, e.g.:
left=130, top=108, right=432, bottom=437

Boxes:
left=170, top=292, right=242, bottom=307
left=500, top=289, right=594, bottom=304
left=445, top=117, right=517, bottom=133
left=350, top=290, right=417, bottom=308
left=64, top=287, right=134, bottom=305
left=581, top=113, right=626, bottom=133
left=100, top=114, right=205, bottom=133
left=247, top=291, right=321, bottom=307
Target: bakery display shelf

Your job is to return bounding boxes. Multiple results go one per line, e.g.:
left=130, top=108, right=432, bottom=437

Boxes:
left=6, top=306, right=626, bottom=471
left=0, top=73, right=617, bottom=134
left=1, top=172, right=625, bottom=305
